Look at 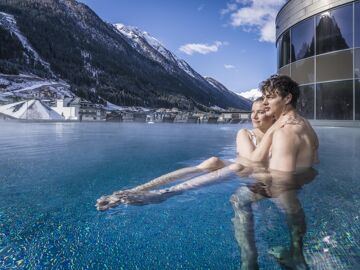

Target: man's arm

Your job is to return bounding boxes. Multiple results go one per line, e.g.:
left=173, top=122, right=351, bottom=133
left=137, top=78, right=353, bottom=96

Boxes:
left=269, top=128, right=300, bottom=172
left=249, top=131, right=273, bottom=162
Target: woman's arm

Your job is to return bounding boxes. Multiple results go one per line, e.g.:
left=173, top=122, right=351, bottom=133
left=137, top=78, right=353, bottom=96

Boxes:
left=236, top=129, right=256, bottom=158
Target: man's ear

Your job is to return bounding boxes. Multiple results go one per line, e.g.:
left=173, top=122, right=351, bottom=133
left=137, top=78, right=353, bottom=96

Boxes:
left=285, top=93, right=293, bottom=105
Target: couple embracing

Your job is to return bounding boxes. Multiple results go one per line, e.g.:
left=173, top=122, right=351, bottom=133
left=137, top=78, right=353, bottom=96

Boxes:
left=96, top=74, right=319, bottom=269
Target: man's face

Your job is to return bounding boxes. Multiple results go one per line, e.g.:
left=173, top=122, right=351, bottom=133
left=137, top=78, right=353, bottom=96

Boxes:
left=262, top=90, right=287, bottom=119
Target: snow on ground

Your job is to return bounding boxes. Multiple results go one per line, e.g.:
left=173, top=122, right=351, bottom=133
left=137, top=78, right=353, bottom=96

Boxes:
left=209, top=105, right=225, bottom=112
left=104, top=100, right=151, bottom=112
left=105, top=101, right=127, bottom=111
left=4, top=82, right=60, bottom=95
left=0, top=73, right=72, bottom=100
left=0, top=99, right=63, bottom=120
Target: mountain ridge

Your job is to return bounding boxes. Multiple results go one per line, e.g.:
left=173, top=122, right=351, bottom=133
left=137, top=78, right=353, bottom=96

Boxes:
left=0, top=0, right=251, bottom=110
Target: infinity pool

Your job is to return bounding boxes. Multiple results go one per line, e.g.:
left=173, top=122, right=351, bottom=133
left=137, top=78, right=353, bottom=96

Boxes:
left=1, top=122, right=360, bottom=269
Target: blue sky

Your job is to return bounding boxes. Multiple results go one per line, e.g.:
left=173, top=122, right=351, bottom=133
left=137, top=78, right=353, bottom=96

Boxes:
left=78, top=0, right=286, bottom=93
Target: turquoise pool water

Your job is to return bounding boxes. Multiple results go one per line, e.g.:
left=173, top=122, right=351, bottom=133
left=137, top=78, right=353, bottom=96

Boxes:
left=1, top=122, right=360, bottom=269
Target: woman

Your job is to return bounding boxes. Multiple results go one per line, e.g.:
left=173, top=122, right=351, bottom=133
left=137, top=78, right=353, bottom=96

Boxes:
left=96, top=98, right=275, bottom=210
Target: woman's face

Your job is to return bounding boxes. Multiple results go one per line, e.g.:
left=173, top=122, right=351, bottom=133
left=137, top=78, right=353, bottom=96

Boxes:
left=251, top=102, right=273, bottom=131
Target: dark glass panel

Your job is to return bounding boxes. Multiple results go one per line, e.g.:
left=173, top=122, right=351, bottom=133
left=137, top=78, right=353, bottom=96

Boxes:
left=356, top=48, right=360, bottom=78
left=316, top=80, right=353, bottom=120
left=277, top=37, right=282, bottom=69
left=291, top=57, right=314, bottom=85
left=316, top=4, right=353, bottom=55
left=297, top=84, right=314, bottom=119
left=356, top=80, right=360, bottom=120
left=278, top=65, right=290, bottom=77
left=278, top=31, right=291, bottom=68
left=291, top=18, right=315, bottom=62
left=356, top=2, right=360, bottom=47
left=316, top=49, right=353, bottom=82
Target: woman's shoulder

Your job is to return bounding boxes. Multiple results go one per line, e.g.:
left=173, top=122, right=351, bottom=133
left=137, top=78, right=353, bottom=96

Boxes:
left=237, top=128, right=252, bottom=136
left=237, top=128, right=254, bottom=142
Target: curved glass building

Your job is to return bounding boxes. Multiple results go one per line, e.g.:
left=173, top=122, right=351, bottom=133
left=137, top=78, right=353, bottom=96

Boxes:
left=276, top=0, right=360, bottom=126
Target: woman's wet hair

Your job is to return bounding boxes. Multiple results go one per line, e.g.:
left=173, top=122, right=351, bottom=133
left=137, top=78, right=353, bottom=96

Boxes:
left=259, top=74, right=300, bottom=108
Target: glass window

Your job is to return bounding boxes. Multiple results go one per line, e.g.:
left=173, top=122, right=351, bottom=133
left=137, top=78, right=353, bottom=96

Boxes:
left=291, top=18, right=315, bottom=62
left=356, top=1, right=360, bottom=47
left=316, top=80, right=353, bottom=120
left=356, top=80, right=360, bottom=120
left=277, top=37, right=281, bottom=69
left=297, top=84, right=314, bottom=119
left=316, top=49, right=353, bottom=82
left=291, top=57, right=314, bottom=85
left=316, top=4, right=353, bottom=55
left=356, top=48, right=360, bottom=79
left=278, top=31, right=291, bottom=68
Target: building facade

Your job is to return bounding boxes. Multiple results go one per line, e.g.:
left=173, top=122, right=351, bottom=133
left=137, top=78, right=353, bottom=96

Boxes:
left=276, top=0, right=360, bottom=125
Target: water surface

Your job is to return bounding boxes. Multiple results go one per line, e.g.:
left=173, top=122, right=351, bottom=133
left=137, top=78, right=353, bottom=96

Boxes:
left=1, top=122, right=360, bottom=269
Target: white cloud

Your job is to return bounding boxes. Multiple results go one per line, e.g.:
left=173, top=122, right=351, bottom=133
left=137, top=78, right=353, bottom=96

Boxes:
left=224, top=0, right=286, bottom=43
left=179, top=41, right=227, bottom=55
left=197, top=4, right=205, bottom=11
left=220, top=3, right=238, bottom=16
left=224, top=64, right=235, bottom=69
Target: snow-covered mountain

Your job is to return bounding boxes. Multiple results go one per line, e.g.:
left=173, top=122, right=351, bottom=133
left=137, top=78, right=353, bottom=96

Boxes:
left=238, top=88, right=261, bottom=101
left=114, top=23, right=201, bottom=79
left=113, top=23, right=251, bottom=110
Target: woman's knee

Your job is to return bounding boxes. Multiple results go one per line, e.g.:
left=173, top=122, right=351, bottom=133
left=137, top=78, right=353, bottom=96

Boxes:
left=197, top=157, right=224, bottom=170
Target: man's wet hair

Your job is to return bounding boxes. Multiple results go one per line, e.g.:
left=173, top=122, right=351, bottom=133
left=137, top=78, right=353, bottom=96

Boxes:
left=259, top=74, right=300, bottom=108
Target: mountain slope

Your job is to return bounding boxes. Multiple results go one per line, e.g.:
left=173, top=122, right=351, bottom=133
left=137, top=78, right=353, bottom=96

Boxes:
left=0, top=0, right=250, bottom=110
left=204, top=77, right=252, bottom=109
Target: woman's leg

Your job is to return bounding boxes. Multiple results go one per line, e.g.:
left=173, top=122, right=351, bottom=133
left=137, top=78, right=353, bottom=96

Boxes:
left=96, top=163, right=243, bottom=210
left=96, top=157, right=227, bottom=210
left=129, top=157, right=226, bottom=192
left=231, top=186, right=264, bottom=270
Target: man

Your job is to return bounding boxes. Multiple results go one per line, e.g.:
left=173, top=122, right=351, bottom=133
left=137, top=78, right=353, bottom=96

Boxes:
left=259, top=74, right=319, bottom=172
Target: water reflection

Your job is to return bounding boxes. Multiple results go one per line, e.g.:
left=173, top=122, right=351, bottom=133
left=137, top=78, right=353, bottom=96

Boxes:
left=316, top=4, right=352, bottom=55
left=231, top=167, right=317, bottom=269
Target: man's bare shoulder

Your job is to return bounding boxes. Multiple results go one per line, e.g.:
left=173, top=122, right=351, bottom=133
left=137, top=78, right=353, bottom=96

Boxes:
left=273, top=127, right=301, bottom=144
left=279, top=116, right=309, bottom=135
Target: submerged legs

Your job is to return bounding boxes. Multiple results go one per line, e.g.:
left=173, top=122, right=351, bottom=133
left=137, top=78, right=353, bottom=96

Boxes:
left=230, top=186, right=263, bottom=270
left=269, top=191, right=308, bottom=270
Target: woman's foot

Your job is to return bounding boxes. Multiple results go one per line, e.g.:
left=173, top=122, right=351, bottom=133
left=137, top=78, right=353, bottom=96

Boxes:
left=96, top=189, right=180, bottom=210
